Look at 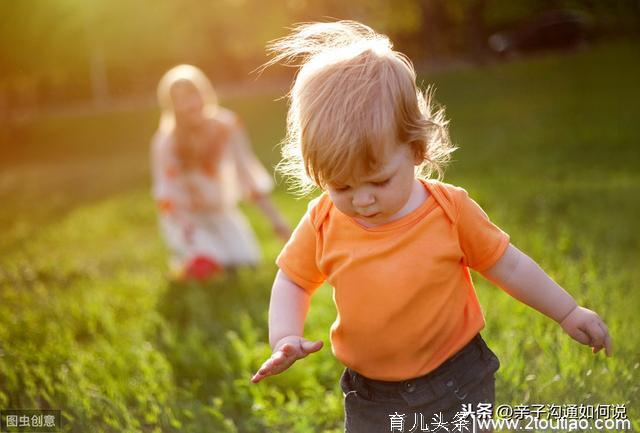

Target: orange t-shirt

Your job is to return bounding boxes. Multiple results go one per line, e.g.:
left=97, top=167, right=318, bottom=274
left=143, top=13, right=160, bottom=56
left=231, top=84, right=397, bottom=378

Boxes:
left=276, top=180, right=510, bottom=381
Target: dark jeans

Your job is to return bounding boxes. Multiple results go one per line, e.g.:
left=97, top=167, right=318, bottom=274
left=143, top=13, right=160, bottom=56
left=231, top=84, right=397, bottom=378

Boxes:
left=340, top=334, right=500, bottom=433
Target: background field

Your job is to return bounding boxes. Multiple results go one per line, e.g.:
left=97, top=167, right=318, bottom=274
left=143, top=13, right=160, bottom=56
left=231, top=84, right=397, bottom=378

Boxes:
left=1, top=41, right=638, bottom=432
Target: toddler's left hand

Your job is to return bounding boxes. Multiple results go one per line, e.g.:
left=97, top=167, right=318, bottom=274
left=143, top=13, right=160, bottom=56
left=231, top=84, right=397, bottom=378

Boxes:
left=559, top=306, right=613, bottom=356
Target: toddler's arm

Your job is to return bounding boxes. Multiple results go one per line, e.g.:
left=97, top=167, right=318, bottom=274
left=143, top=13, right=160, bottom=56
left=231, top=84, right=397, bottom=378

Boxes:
left=482, top=244, right=612, bottom=356
left=251, top=270, right=323, bottom=383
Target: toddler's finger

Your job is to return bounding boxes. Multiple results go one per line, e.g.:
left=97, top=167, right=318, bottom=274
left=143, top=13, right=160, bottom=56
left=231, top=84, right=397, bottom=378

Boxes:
left=599, top=322, right=613, bottom=357
left=588, top=323, right=605, bottom=354
left=584, top=321, right=605, bottom=349
left=271, top=350, right=287, bottom=366
left=251, top=368, right=269, bottom=383
left=256, top=361, right=274, bottom=376
left=604, top=335, right=613, bottom=357
left=253, top=358, right=282, bottom=382
left=251, top=372, right=263, bottom=383
left=252, top=365, right=279, bottom=383
left=301, top=340, right=323, bottom=354
left=568, top=327, right=591, bottom=345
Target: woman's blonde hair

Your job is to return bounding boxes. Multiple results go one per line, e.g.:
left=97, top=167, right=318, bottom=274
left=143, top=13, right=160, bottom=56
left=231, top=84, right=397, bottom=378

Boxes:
left=265, top=21, right=455, bottom=194
left=156, top=64, right=219, bottom=132
left=156, top=64, right=229, bottom=173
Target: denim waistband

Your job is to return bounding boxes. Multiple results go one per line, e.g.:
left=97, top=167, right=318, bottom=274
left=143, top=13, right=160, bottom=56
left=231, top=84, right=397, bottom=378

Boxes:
left=346, top=333, right=490, bottom=404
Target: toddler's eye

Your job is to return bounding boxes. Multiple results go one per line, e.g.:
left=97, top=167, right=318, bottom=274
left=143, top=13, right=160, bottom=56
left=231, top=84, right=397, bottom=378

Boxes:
left=332, top=185, right=350, bottom=192
left=372, top=178, right=391, bottom=187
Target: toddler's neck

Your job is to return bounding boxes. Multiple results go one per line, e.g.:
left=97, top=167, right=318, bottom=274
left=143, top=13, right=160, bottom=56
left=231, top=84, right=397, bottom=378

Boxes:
left=392, top=178, right=429, bottom=220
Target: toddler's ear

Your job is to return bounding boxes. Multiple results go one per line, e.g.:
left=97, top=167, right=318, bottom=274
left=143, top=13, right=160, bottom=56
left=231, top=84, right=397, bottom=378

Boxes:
left=409, top=140, right=426, bottom=165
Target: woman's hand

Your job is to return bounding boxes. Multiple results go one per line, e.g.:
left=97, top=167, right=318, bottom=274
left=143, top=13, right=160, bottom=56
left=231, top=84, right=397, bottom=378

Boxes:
left=560, top=306, right=613, bottom=356
left=189, top=194, right=207, bottom=211
left=188, top=192, right=221, bottom=212
left=273, top=221, right=292, bottom=241
left=251, top=193, right=292, bottom=241
left=251, top=335, right=323, bottom=383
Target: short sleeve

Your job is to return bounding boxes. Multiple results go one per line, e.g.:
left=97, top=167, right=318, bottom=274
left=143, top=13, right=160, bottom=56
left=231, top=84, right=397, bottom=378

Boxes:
left=276, top=205, right=326, bottom=295
left=454, top=189, right=510, bottom=272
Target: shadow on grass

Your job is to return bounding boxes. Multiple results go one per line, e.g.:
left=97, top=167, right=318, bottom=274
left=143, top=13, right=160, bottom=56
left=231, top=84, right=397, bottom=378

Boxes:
left=154, top=267, right=274, bottom=407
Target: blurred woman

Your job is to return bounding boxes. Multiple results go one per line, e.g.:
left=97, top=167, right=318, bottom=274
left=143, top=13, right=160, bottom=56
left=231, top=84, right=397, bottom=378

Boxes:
left=151, top=64, right=290, bottom=280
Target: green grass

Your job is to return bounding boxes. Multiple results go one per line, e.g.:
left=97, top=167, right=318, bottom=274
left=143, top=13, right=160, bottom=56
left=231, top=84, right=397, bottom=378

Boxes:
left=1, top=40, right=639, bottom=432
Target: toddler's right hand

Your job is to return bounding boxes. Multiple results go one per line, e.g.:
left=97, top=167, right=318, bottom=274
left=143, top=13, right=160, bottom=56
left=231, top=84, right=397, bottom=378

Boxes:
left=251, top=336, right=323, bottom=383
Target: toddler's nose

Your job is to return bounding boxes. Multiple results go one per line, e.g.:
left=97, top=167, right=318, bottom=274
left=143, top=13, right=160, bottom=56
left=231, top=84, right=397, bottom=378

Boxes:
left=352, top=191, right=375, bottom=208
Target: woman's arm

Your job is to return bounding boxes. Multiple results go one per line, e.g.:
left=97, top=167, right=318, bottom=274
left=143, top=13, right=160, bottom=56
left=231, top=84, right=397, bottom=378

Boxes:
left=251, top=270, right=323, bottom=383
left=253, top=194, right=292, bottom=241
left=482, top=244, right=613, bottom=356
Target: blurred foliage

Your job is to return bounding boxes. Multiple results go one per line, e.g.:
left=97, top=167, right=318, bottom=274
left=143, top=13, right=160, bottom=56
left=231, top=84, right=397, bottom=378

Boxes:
left=0, top=0, right=639, bottom=109
left=0, top=41, right=639, bottom=431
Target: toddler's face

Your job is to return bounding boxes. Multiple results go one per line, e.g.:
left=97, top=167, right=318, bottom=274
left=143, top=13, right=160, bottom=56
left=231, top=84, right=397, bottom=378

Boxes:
left=327, top=144, right=420, bottom=227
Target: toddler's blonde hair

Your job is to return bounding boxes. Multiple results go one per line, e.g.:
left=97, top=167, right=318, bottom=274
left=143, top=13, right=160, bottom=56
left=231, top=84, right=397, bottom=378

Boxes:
left=265, top=21, right=455, bottom=194
left=157, top=64, right=219, bottom=132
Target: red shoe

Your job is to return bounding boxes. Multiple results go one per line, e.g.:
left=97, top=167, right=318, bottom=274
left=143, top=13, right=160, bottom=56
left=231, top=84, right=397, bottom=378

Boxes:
left=185, top=255, right=222, bottom=280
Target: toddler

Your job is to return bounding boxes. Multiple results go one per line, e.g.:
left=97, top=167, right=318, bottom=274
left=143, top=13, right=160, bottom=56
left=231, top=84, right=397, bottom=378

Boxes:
left=250, top=22, right=612, bottom=432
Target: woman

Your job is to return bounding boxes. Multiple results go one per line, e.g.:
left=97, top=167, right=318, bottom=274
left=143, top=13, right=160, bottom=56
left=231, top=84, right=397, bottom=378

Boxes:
left=151, top=64, right=290, bottom=279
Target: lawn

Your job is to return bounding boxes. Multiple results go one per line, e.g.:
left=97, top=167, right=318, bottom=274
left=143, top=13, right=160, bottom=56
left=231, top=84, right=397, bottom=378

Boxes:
left=0, top=40, right=638, bottom=432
